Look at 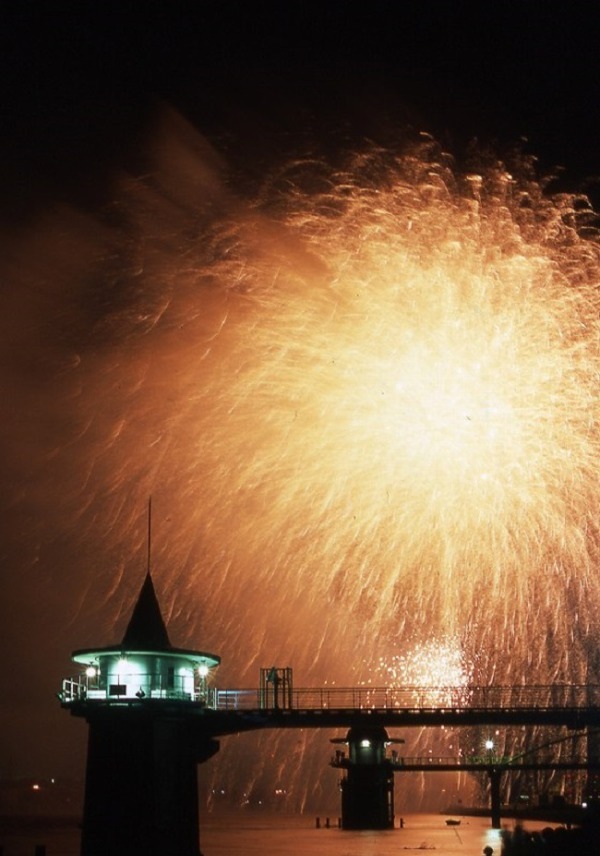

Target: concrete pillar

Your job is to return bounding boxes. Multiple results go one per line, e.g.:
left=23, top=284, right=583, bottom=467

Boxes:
left=488, top=769, right=502, bottom=829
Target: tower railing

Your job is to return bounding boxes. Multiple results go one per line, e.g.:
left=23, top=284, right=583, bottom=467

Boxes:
left=60, top=673, right=217, bottom=704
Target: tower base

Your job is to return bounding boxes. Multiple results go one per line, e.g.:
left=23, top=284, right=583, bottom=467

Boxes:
left=80, top=707, right=218, bottom=856
left=340, top=766, right=395, bottom=829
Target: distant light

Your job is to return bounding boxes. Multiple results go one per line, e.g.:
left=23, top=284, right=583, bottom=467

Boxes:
left=360, top=739, right=371, bottom=748
left=32, top=783, right=40, bottom=791
left=582, top=801, right=588, bottom=809
left=85, top=666, right=96, bottom=678
left=198, top=664, right=209, bottom=678
left=485, top=740, right=494, bottom=750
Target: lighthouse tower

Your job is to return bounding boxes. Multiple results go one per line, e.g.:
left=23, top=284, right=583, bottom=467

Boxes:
left=60, top=572, right=220, bottom=856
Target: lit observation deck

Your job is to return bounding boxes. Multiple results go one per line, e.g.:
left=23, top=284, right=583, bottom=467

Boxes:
left=60, top=572, right=220, bottom=705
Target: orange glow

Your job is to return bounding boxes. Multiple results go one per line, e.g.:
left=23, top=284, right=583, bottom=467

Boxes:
left=65, top=133, right=600, bottom=692
left=43, top=127, right=600, bottom=809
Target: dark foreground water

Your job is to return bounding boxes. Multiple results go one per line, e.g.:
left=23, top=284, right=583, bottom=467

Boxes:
left=0, top=812, right=556, bottom=856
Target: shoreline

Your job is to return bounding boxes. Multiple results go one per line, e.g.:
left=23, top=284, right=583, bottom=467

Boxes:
left=444, top=803, right=592, bottom=826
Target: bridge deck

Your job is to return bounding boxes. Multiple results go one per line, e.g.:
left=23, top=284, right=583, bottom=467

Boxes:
left=203, top=685, right=600, bottom=731
left=214, top=684, right=600, bottom=711
left=61, top=681, right=600, bottom=731
left=331, top=754, right=599, bottom=772
left=197, top=705, right=600, bottom=733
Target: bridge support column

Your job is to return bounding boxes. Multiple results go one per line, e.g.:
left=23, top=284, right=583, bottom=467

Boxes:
left=330, top=727, right=395, bottom=830
left=586, top=724, right=600, bottom=803
left=488, top=769, right=501, bottom=829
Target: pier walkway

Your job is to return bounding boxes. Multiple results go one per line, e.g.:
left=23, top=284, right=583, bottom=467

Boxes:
left=358, top=754, right=598, bottom=773
left=203, top=683, right=600, bottom=733
left=61, top=677, right=600, bottom=732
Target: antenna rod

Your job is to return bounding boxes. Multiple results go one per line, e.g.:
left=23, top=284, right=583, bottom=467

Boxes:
left=147, top=497, right=152, bottom=574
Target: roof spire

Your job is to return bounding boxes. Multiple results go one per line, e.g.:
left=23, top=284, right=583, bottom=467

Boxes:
left=119, top=504, right=171, bottom=649
left=147, top=496, right=152, bottom=575
left=121, top=572, right=172, bottom=650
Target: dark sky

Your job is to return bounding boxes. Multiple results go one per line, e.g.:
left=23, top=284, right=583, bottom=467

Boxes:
left=3, top=1, right=600, bottom=220
left=2, top=0, right=600, bottom=790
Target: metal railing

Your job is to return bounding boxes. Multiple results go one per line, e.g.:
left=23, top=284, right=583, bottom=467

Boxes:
left=390, top=755, right=542, bottom=766
left=60, top=679, right=600, bottom=712
left=60, top=674, right=217, bottom=705
left=330, top=753, right=582, bottom=767
left=213, top=684, right=600, bottom=712
left=385, top=754, right=591, bottom=769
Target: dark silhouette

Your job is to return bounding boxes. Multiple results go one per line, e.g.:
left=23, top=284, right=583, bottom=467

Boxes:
left=500, top=821, right=600, bottom=854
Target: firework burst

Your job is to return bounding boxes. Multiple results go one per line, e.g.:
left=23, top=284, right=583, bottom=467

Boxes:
left=139, top=136, right=600, bottom=686
left=23, top=122, right=600, bottom=808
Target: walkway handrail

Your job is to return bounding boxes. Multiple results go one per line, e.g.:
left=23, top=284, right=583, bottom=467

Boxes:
left=393, top=754, right=585, bottom=766
left=61, top=679, right=600, bottom=711
left=213, top=684, right=600, bottom=711
left=333, top=754, right=593, bottom=767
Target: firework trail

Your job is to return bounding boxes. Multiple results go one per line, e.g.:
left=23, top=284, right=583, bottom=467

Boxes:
left=4, top=114, right=600, bottom=808
left=128, top=129, right=600, bottom=689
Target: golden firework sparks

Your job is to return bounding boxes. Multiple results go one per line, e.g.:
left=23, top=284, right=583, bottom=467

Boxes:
left=145, top=140, right=600, bottom=682
left=60, top=134, right=600, bottom=687
left=38, top=128, right=600, bottom=809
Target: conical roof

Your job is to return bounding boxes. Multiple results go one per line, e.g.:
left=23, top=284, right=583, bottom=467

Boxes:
left=121, top=572, right=171, bottom=650
left=71, top=569, right=220, bottom=668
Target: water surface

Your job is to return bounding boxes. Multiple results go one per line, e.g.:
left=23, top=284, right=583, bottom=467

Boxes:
left=1, top=811, right=554, bottom=855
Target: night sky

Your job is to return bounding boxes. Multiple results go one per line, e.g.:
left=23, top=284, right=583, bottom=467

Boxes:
left=2, top=0, right=600, bottom=793
left=3, top=2, right=600, bottom=218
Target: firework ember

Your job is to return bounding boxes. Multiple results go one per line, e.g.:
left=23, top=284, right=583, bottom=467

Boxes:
left=376, top=637, right=473, bottom=706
